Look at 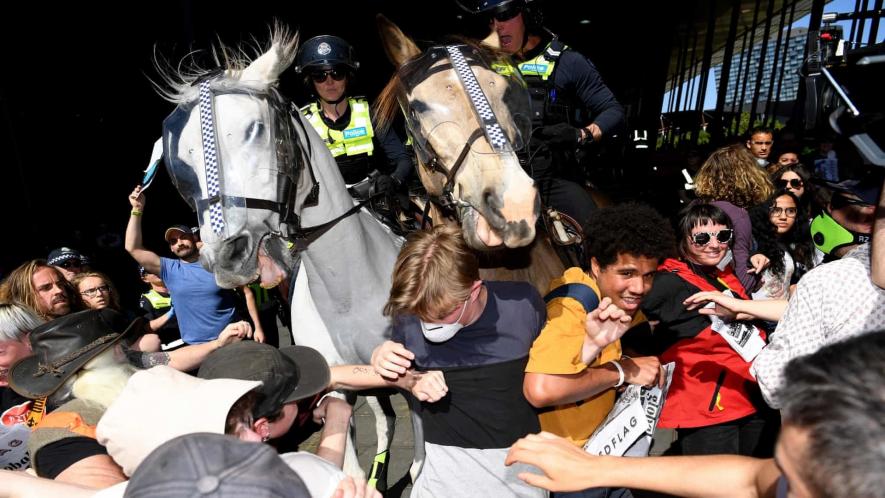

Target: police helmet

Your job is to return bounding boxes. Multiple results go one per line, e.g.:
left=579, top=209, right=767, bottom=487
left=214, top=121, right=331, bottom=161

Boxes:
left=295, top=35, right=359, bottom=74
left=459, top=0, right=543, bottom=29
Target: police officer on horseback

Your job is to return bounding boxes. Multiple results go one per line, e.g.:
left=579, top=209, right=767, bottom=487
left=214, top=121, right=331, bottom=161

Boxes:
left=295, top=35, right=414, bottom=232
left=465, top=0, right=625, bottom=232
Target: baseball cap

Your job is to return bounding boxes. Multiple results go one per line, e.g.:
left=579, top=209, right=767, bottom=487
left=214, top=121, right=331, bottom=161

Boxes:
left=123, top=433, right=310, bottom=498
left=164, top=224, right=193, bottom=243
left=198, top=342, right=330, bottom=420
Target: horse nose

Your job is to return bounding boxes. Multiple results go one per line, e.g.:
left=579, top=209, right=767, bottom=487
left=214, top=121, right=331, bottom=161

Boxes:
left=217, top=234, right=252, bottom=270
left=481, top=188, right=537, bottom=248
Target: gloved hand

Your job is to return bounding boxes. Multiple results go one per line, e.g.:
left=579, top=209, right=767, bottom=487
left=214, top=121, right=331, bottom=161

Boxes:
left=536, top=123, right=581, bottom=148
left=372, top=174, right=400, bottom=197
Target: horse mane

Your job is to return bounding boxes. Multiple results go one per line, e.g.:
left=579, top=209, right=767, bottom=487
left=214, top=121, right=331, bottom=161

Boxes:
left=153, top=21, right=298, bottom=104
left=373, top=35, right=510, bottom=136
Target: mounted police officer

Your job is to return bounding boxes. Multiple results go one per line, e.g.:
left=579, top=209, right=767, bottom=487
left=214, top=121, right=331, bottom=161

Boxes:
left=465, top=0, right=625, bottom=232
left=295, top=35, right=414, bottom=231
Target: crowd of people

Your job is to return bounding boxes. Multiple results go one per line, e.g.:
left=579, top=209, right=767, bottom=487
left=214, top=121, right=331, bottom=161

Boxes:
left=2, top=1, right=884, bottom=497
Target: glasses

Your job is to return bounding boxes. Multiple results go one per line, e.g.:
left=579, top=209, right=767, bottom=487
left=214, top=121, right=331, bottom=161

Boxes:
left=770, top=207, right=798, bottom=218
left=690, top=229, right=733, bottom=246
left=309, top=69, right=346, bottom=83
left=778, top=178, right=804, bottom=189
left=81, top=284, right=110, bottom=297
left=58, top=260, right=82, bottom=269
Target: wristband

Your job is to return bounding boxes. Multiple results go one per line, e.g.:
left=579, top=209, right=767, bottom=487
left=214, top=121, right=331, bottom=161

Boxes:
left=609, top=360, right=625, bottom=388
left=131, top=209, right=143, bottom=217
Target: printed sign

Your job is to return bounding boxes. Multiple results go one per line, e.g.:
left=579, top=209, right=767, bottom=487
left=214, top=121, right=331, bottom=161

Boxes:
left=0, top=423, right=30, bottom=471
left=584, top=362, right=676, bottom=457
left=707, top=293, right=766, bottom=362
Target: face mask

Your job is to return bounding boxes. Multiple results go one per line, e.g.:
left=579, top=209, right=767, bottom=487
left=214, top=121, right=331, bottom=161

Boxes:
left=756, top=158, right=769, bottom=167
left=811, top=212, right=871, bottom=255
left=420, top=297, right=470, bottom=343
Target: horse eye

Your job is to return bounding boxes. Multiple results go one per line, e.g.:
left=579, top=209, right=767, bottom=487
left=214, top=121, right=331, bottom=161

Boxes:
left=246, top=122, right=265, bottom=141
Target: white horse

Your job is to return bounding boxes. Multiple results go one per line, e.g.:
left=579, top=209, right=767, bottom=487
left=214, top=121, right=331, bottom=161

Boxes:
left=156, top=27, right=418, bottom=483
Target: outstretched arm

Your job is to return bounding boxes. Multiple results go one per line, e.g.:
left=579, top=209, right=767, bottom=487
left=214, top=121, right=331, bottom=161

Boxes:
left=872, top=175, right=885, bottom=289
left=505, top=432, right=780, bottom=498
left=683, top=291, right=787, bottom=322
left=125, top=185, right=161, bottom=275
left=331, top=365, right=448, bottom=402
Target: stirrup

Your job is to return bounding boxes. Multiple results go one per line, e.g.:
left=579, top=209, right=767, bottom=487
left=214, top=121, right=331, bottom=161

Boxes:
left=544, top=208, right=584, bottom=246
left=368, top=449, right=389, bottom=491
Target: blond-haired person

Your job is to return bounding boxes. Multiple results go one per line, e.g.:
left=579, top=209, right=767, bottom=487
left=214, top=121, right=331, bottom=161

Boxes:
left=371, top=225, right=547, bottom=498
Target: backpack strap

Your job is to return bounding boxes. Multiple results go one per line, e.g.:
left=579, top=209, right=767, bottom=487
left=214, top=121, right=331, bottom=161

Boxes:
left=543, top=283, right=599, bottom=313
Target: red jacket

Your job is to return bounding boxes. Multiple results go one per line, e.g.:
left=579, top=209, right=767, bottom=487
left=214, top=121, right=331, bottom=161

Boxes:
left=656, top=259, right=765, bottom=429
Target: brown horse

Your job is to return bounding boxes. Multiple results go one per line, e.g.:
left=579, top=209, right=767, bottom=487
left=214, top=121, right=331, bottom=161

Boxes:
left=374, top=16, right=566, bottom=292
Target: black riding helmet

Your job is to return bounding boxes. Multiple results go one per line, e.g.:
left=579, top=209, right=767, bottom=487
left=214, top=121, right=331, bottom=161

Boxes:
left=294, top=35, right=360, bottom=74
left=457, top=0, right=544, bottom=30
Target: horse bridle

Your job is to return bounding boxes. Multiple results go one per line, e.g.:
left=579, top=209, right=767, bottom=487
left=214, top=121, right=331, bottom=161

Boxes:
left=402, top=45, right=520, bottom=224
left=193, top=79, right=367, bottom=252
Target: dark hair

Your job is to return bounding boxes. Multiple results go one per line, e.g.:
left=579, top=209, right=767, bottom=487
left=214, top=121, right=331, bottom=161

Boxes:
left=675, top=203, right=733, bottom=260
left=747, top=126, right=773, bottom=139
left=584, top=204, right=675, bottom=268
left=781, top=330, right=885, bottom=498
left=750, top=190, right=814, bottom=279
left=770, top=163, right=821, bottom=217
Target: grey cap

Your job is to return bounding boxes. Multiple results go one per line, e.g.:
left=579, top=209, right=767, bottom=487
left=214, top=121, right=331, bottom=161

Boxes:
left=124, top=433, right=310, bottom=498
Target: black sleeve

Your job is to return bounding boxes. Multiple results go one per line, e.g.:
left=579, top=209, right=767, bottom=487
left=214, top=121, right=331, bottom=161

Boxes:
left=556, top=51, right=625, bottom=138
left=139, top=295, right=160, bottom=320
left=372, top=114, right=414, bottom=182
left=640, top=272, right=712, bottom=353
left=34, top=437, right=108, bottom=479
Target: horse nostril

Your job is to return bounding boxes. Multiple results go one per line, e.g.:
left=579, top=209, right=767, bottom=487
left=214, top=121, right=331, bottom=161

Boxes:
left=222, top=235, right=251, bottom=265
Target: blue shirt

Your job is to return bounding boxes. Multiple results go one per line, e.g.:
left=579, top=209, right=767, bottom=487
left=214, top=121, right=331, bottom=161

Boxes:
left=160, top=258, right=237, bottom=344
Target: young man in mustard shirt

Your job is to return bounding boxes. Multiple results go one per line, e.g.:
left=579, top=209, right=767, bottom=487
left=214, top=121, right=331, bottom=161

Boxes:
left=523, top=204, right=675, bottom=498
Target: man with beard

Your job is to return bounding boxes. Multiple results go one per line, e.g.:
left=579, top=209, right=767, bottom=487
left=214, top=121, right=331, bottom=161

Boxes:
left=125, top=185, right=239, bottom=345
left=0, top=261, right=77, bottom=320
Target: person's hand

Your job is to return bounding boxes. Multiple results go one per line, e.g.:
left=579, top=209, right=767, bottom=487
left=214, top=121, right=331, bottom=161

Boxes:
left=253, top=326, right=266, bottom=344
left=410, top=370, right=448, bottom=402
left=372, top=174, right=399, bottom=197
left=683, top=291, right=742, bottom=320
left=505, top=432, right=598, bottom=492
left=214, top=321, right=252, bottom=348
left=332, top=476, right=382, bottom=498
left=620, top=356, right=663, bottom=388
left=536, top=123, right=581, bottom=148
left=586, top=123, right=603, bottom=142
left=582, top=297, right=632, bottom=364
left=313, top=396, right=352, bottom=425
left=370, top=340, right=415, bottom=379
left=129, top=185, right=146, bottom=210
left=747, top=254, right=770, bottom=274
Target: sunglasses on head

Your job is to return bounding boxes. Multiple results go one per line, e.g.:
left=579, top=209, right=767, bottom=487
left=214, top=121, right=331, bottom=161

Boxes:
left=690, top=229, right=733, bottom=246
left=778, top=178, right=803, bottom=189
left=310, top=69, right=346, bottom=83
left=489, top=4, right=523, bottom=22
left=58, top=260, right=82, bottom=269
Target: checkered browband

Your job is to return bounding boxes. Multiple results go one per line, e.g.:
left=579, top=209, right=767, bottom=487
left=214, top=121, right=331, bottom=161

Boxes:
left=198, top=81, right=225, bottom=235
left=444, top=46, right=512, bottom=153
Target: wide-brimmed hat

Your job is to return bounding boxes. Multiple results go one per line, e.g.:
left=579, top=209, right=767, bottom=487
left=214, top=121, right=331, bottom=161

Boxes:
left=9, top=309, right=143, bottom=399
left=198, top=342, right=330, bottom=420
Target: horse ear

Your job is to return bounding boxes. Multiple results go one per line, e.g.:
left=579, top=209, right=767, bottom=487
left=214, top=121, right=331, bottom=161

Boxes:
left=481, top=30, right=501, bottom=50
left=376, top=14, right=420, bottom=68
left=240, top=43, right=289, bottom=85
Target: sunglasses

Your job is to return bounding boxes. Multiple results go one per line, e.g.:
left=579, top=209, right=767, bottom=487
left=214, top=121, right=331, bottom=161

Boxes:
left=778, top=178, right=804, bottom=189
left=690, top=229, right=733, bottom=246
left=489, top=4, right=523, bottom=23
left=81, top=284, right=110, bottom=297
left=770, top=207, right=798, bottom=218
left=310, top=69, right=346, bottom=83
left=58, top=260, right=82, bottom=269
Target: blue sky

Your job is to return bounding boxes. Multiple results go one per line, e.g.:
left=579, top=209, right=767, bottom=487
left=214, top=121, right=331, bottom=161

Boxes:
left=662, top=0, right=883, bottom=112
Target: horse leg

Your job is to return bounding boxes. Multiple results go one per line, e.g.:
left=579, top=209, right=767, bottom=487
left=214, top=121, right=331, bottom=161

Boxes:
left=364, top=394, right=396, bottom=491
left=341, top=391, right=366, bottom=480
left=407, top=395, right=426, bottom=483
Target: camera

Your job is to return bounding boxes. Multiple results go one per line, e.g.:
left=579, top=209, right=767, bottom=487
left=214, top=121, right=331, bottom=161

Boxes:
left=802, top=10, right=885, bottom=167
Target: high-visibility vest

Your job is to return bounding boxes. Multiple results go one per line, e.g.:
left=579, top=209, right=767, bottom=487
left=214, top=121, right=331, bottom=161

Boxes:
left=303, top=98, right=375, bottom=158
left=142, top=289, right=171, bottom=310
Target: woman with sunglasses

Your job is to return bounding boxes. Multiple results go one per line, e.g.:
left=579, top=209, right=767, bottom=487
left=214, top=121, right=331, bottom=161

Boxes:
left=640, top=203, right=773, bottom=457
left=294, top=35, right=413, bottom=208
left=694, top=144, right=775, bottom=294
left=770, top=163, right=819, bottom=220
left=71, top=271, right=121, bottom=312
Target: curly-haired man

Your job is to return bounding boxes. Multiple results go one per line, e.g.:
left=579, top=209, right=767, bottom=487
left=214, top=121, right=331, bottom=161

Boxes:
left=523, top=204, right=676, bottom=498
